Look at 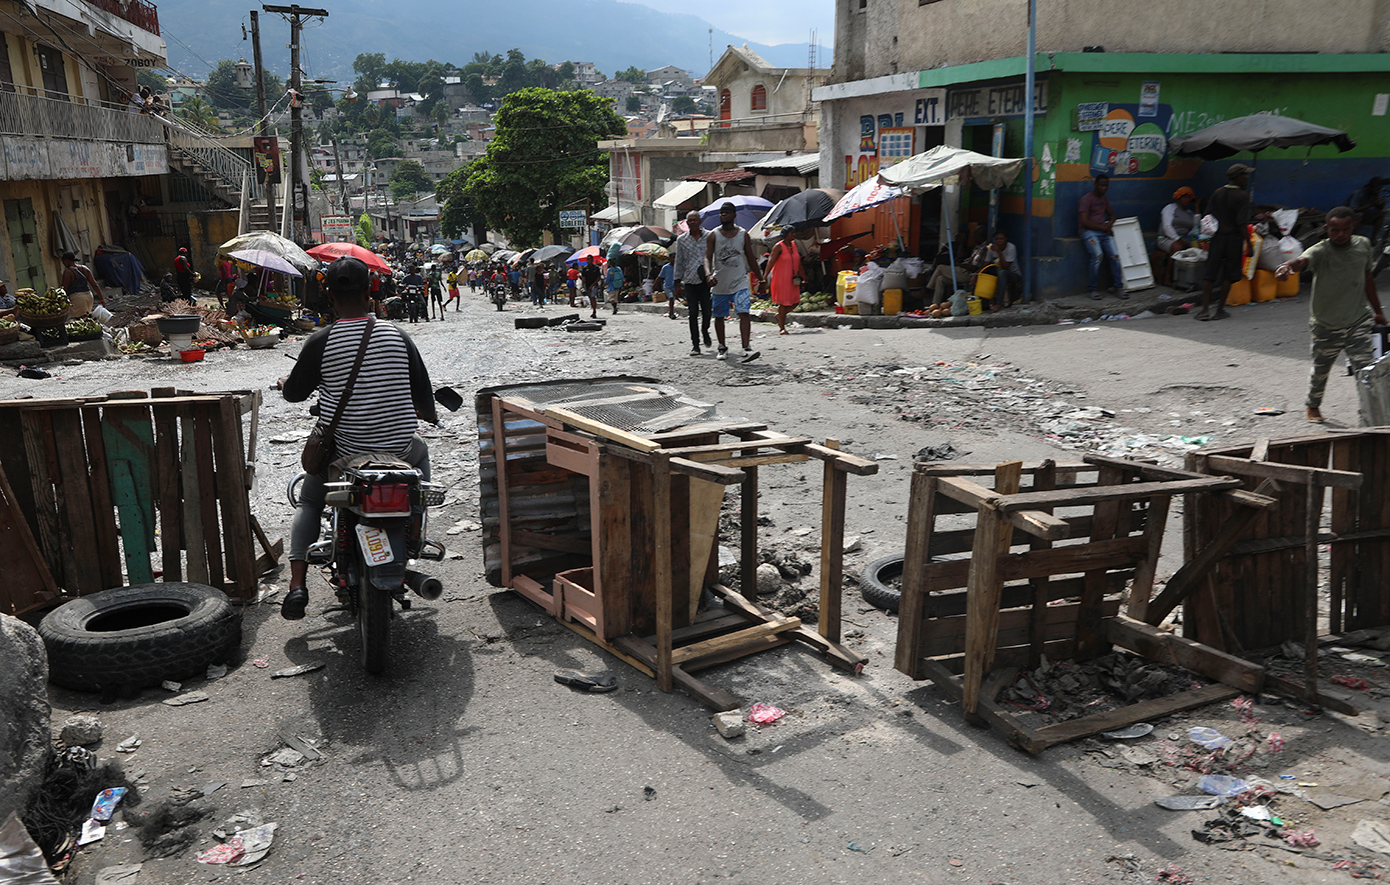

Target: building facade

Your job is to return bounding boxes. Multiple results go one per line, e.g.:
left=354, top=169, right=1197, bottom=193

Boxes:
left=702, top=45, right=828, bottom=156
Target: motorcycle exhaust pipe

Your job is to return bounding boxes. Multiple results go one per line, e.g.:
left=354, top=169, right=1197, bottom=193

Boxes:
left=404, top=569, right=442, bottom=601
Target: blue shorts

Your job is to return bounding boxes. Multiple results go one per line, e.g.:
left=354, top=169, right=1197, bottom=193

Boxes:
left=712, top=288, right=751, bottom=317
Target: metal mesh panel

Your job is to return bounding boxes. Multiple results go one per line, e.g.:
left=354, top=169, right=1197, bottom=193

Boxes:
left=498, top=381, right=719, bottom=435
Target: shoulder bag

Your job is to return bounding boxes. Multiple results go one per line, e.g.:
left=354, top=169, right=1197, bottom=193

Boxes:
left=301, top=316, right=375, bottom=474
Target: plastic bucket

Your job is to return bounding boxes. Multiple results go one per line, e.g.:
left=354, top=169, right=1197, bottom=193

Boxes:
left=1276, top=271, right=1300, bottom=297
left=967, top=295, right=983, bottom=316
left=973, top=264, right=998, bottom=301
left=90, top=305, right=113, bottom=325
left=1253, top=269, right=1277, bottom=302
left=881, top=288, right=903, bottom=316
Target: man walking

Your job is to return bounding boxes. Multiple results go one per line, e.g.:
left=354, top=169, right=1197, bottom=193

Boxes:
left=673, top=209, right=712, bottom=355
left=704, top=201, right=764, bottom=362
left=1078, top=175, right=1126, bottom=300
left=1276, top=206, right=1386, bottom=423
left=604, top=259, right=625, bottom=314
left=1198, top=164, right=1254, bottom=321
left=580, top=256, right=602, bottom=318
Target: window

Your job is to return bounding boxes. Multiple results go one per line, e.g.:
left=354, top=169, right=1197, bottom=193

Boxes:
left=750, top=84, right=767, bottom=112
left=719, top=89, right=731, bottom=123
left=0, top=37, right=13, bottom=92
left=36, top=45, right=67, bottom=98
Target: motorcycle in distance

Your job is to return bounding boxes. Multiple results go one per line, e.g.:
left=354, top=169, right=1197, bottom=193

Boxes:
left=401, top=282, right=428, bottom=323
left=286, top=386, right=465, bottom=674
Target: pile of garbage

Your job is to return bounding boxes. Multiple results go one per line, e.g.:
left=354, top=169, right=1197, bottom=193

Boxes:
left=996, top=651, right=1199, bottom=724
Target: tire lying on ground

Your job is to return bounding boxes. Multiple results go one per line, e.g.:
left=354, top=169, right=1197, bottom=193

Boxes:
left=39, top=583, right=241, bottom=693
left=860, top=554, right=905, bottom=613
left=514, top=316, right=549, bottom=329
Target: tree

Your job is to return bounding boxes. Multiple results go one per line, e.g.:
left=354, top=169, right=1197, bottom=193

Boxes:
left=310, top=166, right=326, bottom=191
left=203, top=59, right=283, bottom=115
left=179, top=96, right=221, bottom=129
left=615, top=66, right=646, bottom=84
left=557, top=61, right=575, bottom=83
left=307, top=86, right=335, bottom=117
left=672, top=95, right=696, bottom=115
left=436, top=164, right=483, bottom=241
left=355, top=212, right=374, bottom=247
left=353, top=52, right=387, bottom=93
left=464, top=73, right=490, bottom=105
left=464, top=87, right=625, bottom=246
left=432, top=101, right=450, bottom=129
left=136, top=69, right=167, bottom=92
left=367, top=128, right=399, bottom=159
left=625, top=95, right=641, bottom=113
left=390, top=159, right=432, bottom=199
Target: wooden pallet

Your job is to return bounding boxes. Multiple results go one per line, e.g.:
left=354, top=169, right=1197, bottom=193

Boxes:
left=0, top=388, right=281, bottom=614
left=896, top=456, right=1285, bottom=753
left=478, top=378, right=877, bottom=710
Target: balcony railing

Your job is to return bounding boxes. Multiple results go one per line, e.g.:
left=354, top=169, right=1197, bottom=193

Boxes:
left=0, top=88, right=163, bottom=143
left=88, top=0, right=160, bottom=36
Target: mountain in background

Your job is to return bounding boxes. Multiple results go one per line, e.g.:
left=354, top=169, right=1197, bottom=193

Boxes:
left=158, top=0, right=829, bottom=85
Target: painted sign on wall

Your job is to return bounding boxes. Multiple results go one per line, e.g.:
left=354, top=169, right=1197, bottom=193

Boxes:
left=946, top=80, right=1047, bottom=121
left=1088, top=104, right=1171, bottom=178
left=837, top=90, right=944, bottom=189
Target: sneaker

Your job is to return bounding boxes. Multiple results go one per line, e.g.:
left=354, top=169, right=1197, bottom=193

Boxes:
left=1088, top=291, right=1102, bottom=300
left=716, top=347, right=728, bottom=360
left=281, top=586, right=308, bottom=620
left=740, top=349, right=761, bottom=363
left=689, top=346, right=701, bottom=356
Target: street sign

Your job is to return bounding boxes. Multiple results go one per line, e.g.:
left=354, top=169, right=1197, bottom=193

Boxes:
left=559, top=209, right=586, bottom=230
left=321, top=215, right=353, bottom=240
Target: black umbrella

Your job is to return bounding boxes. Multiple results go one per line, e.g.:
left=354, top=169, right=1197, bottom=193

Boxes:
left=761, top=188, right=846, bottom=231
left=1169, top=114, right=1355, bottom=161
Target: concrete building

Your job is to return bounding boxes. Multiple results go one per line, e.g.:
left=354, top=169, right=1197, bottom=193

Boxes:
left=646, top=65, right=693, bottom=91
left=0, top=0, right=172, bottom=291
left=816, top=0, right=1390, bottom=297
left=592, top=79, right=636, bottom=104
left=702, top=45, right=828, bottom=156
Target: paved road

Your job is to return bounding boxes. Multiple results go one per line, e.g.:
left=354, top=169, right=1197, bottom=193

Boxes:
left=13, top=288, right=1378, bottom=885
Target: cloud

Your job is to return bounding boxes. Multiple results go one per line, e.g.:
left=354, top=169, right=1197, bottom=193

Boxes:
left=619, top=0, right=834, bottom=51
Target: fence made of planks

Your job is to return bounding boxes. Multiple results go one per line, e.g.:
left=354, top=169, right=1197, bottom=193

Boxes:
left=0, top=388, right=279, bottom=616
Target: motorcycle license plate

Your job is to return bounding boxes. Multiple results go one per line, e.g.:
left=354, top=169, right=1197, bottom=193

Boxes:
left=355, top=524, right=395, bottom=565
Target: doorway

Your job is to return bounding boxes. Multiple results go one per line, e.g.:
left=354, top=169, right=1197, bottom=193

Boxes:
left=4, top=198, right=45, bottom=292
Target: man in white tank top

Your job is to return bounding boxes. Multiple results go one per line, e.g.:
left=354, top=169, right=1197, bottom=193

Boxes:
left=704, top=202, right=765, bottom=362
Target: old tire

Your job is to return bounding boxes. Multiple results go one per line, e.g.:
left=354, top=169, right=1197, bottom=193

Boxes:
left=514, top=316, right=548, bottom=330
left=861, top=555, right=904, bottom=613
left=38, top=583, right=241, bottom=693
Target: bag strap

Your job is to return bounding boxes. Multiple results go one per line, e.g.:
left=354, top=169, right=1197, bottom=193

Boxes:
left=321, top=315, right=374, bottom=439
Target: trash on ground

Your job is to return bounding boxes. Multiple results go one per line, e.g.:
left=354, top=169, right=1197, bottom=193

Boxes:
left=262, top=748, right=305, bottom=768
left=1353, top=819, right=1390, bottom=856
left=1331, top=860, right=1386, bottom=879
left=1253, top=408, right=1285, bottom=416
left=1155, top=863, right=1194, bottom=883
left=251, top=657, right=270, bottom=668
left=1101, top=723, right=1153, bottom=739
left=1283, top=828, right=1319, bottom=848
left=206, top=663, right=227, bottom=679
left=1331, top=675, right=1371, bottom=690
left=1198, top=775, right=1250, bottom=797
left=915, top=442, right=969, bottom=461
left=847, top=842, right=870, bottom=853
left=116, top=735, right=141, bottom=753
left=1238, top=805, right=1274, bottom=821
left=712, top=711, right=745, bottom=739
left=1156, top=795, right=1222, bottom=811
left=90, top=787, right=127, bottom=821
left=1188, top=727, right=1232, bottom=749
left=78, top=818, right=106, bottom=845
left=271, top=662, right=324, bottom=679
left=642, top=786, right=656, bottom=801
left=161, top=691, right=209, bottom=706
left=748, top=702, right=786, bottom=724
left=553, top=669, right=618, bottom=693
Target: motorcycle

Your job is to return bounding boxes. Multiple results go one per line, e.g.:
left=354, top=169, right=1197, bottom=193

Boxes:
left=401, top=284, right=428, bottom=323
left=286, top=387, right=464, bottom=674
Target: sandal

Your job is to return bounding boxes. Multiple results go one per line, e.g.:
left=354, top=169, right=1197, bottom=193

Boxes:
left=554, top=669, right=618, bottom=693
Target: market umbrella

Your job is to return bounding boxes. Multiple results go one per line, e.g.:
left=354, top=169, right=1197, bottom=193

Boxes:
left=306, top=242, right=392, bottom=274
left=697, top=195, right=774, bottom=230
left=437, top=251, right=454, bottom=262
left=228, top=248, right=303, bottom=278
left=478, top=243, right=498, bottom=255
left=532, top=245, right=572, bottom=263
left=824, top=178, right=909, bottom=223
left=1168, top=114, right=1355, bottom=161
left=464, top=249, right=488, bottom=261
left=430, top=244, right=448, bottom=254
left=762, top=188, right=845, bottom=231
left=878, top=145, right=1027, bottom=295
left=631, top=242, right=669, bottom=257
left=600, top=225, right=672, bottom=252
left=566, top=245, right=604, bottom=265
left=492, top=250, right=519, bottom=263
left=217, top=231, right=318, bottom=276
left=511, top=248, right=537, bottom=266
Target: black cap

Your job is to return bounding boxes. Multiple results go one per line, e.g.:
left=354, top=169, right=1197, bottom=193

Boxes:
left=325, top=256, right=370, bottom=295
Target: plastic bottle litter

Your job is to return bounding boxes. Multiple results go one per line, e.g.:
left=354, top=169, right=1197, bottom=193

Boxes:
left=747, top=702, right=786, bottom=724
left=90, top=787, right=127, bottom=822
left=1188, top=727, right=1233, bottom=749
left=1101, top=723, right=1153, bottom=740
left=1155, top=795, right=1222, bottom=811
left=1198, top=775, right=1251, bottom=798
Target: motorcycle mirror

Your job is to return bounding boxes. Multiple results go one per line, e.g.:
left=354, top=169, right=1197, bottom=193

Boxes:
left=434, top=386, right=464, bottom=412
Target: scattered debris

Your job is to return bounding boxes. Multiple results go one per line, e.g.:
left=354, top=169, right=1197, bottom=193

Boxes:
left=1283, top=828, right=1319, bottom=848
left=1353, top=820, right=1390, bottom=856
left=78, top=818, right=105, bottom=845
left=915, top=442, right=968, bottom=461
left=161, top=692, right=209, bottom=707
left=553, top=669, right=618, bottom=693
left=1102, top=723, right=1154, bottom=740
left=90, top=787, right=127, bottom=821
left=1155, top=863, right=1194, bottom=884
left=1332, top=676, right=1372, bottom=690
left=1198, top=775, right=1250, bottom=797
left=160, top=681, right=181, bottom=692
left=747, top=702, right=786, bottom=724
left=1155, top=795, right=1222, bottom=811
left=642, top=786, right=656, bottom=801
left=115, top=735, right=142, bottom=754
left=1189, top=727, right=1232, bottom=749
left=712, top=711, right=745, bottom=739
left=270, top=662, right=324, bottom=679
left=847, top=842, right=870, bottom=853
left=58, top=715, right=103, bottom=747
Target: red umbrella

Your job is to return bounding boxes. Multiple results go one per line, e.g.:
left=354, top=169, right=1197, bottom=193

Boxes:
left=306, top=243, right=392, bottom=274
left=565, top=245, right=605, bottom=265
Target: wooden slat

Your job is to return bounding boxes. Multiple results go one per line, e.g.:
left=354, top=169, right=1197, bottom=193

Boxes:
left=961, top=461, right=1022, bottom=716
left=491, top=397, right=515, bottom=587
left=819, top=439, right=847, bottom=644
left=695, top=452, right=809, bottom=469
left=921, top=660, right=1038, bottom=751
left=510, top=529, right=593, bottom=555
left=653, top=453, right=674, bottom=691
left=152, top=402, right=183, bottom=582
left=0, top=462, right=59, bottom=615
left=740, top=464, right=758, bottom=605
left=20, top=410, right=63, bottom=587
left=915, top=460, right=1092, bottom=478
left=669, top=665, right=741, bottom=711
left=543, top=406, right=660, bottom=452
left=213, top=397, right=256, bottom=600
left=668, top=457, right=743, bottom=484
left=921, top=599, right=1119, bottom=658
left=920, top=536, right=1148, bottom=592
left=1028, top=460, right=1057, bottom=665
left=1263, top=673, right=1360, bottom=716
left=644, top=421, right=768, bottom=444
left=895, top=471, right=937, bottom=678
left=49, top=410, right=103, bottom=595
left=669, top=617, right=802, bottom=664
left=178, top=409, right=209, bottom=584
left=1104, top=616, right=1264, bottom=693
left=925, top=573, right=1131, bottom=619
left=101, top=404, right=157, bottom=585
left=1126, top=495, right=1170, bottom=622
left=595, top=452, right=632, bottom=636
left=1202, top=453, right=1362, bottom=490
left=1026, top=684, right=1242, bottom=751
left=662, top=437, right=812, bottom=456
left=192, top=406, right=224, bottom=589
left=998, top=477, right=1241, bottom=512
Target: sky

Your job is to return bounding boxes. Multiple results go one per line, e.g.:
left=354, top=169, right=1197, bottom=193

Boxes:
left=619, top=0, right=835, bottom=51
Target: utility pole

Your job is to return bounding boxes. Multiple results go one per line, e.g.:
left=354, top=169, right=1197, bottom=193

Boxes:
left=250, top=10, right=275, bottom=231
left=264, top=4, right=328, bottom=243
left=330, top=134, right=349, bottom=218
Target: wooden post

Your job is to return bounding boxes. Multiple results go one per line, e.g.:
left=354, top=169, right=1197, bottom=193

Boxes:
left=961, top=461, right=1022, bottom=718
left=740, top=464, right=758, bottom=601
left=1028, top=459, right=1056, bottom=665
left=490, top=398, right=514, bottom=587
left=894, top=470, right=937, bottom=677
left=819, top=439, right=847, bottom=643
left=1305, top=480, right=1323, bottom=699
left=1076, top=465, right=1123, bottom=659
left=1126, top=495, right=1170, bottom=622
left=653, top=452, right=675, bottom=692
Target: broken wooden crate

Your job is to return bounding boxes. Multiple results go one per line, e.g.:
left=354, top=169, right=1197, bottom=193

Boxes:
left=0, top=388, right=281, bottom=616
left=895, top=455, right=1280, bottom=753
left=477, top=377, right=878, bottom=710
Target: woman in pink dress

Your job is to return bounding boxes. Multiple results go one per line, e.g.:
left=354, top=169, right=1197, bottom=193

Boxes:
left=766, top=231, right=803, bottom=334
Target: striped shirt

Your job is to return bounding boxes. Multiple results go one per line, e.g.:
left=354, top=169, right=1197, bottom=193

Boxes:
left=672, top=230, right=707, bottom=284
left=282, top=316, right=436, bottom=459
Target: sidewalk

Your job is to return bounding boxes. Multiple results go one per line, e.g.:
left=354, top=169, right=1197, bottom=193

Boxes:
left=631, top=284, right=1214, bottom=329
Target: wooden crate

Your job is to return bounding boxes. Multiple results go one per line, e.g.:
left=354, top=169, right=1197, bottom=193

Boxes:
left=0, top=388, right=281, bottom=615
left=477, top=377, right=878, bottom=710
left=895, top=455, right=1287, bottom=753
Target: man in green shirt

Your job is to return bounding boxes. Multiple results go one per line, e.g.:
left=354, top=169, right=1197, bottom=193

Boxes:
left=1277, top=206, right=1387, bottom=423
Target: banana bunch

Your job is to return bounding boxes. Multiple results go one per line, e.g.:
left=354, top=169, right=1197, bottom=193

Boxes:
left=18, top=287, right=70, bottom=317
left=0, top=317, right=16, bottom=330
left=65, top=318, right=102, bottom=337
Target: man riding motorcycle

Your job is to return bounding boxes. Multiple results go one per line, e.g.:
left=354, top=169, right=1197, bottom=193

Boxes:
left=278, top=256, right=439, bottom=620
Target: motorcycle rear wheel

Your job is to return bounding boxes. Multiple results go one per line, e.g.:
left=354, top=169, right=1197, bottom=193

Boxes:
left=358, top=557, right=391, bottom=674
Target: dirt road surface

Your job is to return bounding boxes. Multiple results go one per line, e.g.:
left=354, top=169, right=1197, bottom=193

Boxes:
left=8, top=289, right=1389, bottom=884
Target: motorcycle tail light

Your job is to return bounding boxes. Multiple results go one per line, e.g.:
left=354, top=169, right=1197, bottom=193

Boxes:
left=360, top=482, right=412, bottom=515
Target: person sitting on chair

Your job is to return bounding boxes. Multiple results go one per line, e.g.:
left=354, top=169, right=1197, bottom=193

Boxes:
left=981, top=231, right=1023, bottom=309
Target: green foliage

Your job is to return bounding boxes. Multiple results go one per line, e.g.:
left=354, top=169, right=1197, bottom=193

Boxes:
left=463, top=87, right=624, bottom=246
left=437, top=165, right=482, bottom=240
left=615, top=66, right=646, bottom=85
left=310, top=167, right=326, bottom=191
left=625, top=95, right=641, bottom=113
left=556, top=61, right=575, bottom=83
left=672, top=95, right=696, bottom=114
left=203, top=59, right=283, bottom=115
left=356, top=213, right=374, bottom=247
left=390, top=159, right=432, bottom=199
left=464, top=73, right=490, bottom=105
left=178, top=96, right=220, bottom=130
left=136, top=69, right=167, bottom=92
left=432, top=101, right=449, bottom=127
